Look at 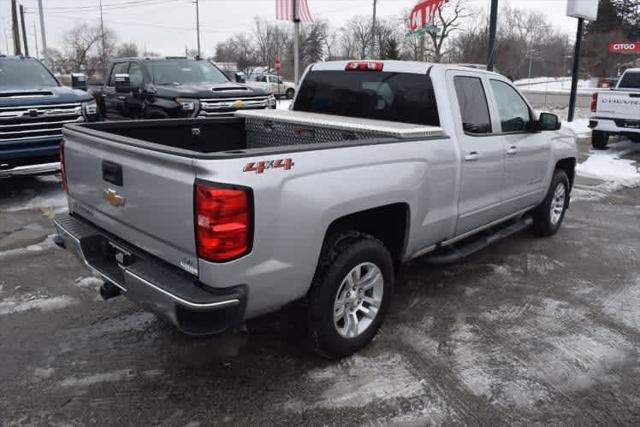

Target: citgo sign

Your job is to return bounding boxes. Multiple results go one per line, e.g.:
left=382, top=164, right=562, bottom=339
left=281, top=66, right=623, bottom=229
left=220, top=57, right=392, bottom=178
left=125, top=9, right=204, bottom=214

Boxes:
left=609, top=42, right=640, bottom=53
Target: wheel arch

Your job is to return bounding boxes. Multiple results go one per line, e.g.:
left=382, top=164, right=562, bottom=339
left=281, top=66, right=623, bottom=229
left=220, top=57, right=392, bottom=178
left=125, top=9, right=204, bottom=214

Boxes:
left=555, top=157, right=576, bottom=189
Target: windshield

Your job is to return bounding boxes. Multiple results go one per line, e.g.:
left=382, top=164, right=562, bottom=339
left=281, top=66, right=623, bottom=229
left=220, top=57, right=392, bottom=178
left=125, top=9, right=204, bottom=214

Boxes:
left=0, top=59, right=59, bottom=90
left=618, top=72, right=640, bottom=89
left=151, top=60, right=229, bottom=85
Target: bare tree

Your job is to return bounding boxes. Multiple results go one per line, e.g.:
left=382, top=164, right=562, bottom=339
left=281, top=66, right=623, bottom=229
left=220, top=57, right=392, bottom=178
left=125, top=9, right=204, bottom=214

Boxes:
left=63, top=24, right=116, bottom=76
left=116, top=42, right=139, bottom=58
left=253, top=18, right=290, bottom=69
left=425, top=0, right=468, bottom=62
left=341, top=16, right=371, bottom=59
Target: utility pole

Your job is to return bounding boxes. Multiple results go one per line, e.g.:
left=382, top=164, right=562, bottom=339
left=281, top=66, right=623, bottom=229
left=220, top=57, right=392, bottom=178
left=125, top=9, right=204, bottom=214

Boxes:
left=293, top=0, right=300, bottom=84
left=99, top=0, right=106, bottom=76
left=194, top=0, right=201, bottom=58
left=19, top=4, right=29, bottom=56
left=486, top=0, right=498, bottom=71
left=33, top=21, right=39, bottom=59
left=371, top=0, right=378, bottom=59
left=38, top=0, right=47, bottom=64
left=11, top=0, right=21, bottom=55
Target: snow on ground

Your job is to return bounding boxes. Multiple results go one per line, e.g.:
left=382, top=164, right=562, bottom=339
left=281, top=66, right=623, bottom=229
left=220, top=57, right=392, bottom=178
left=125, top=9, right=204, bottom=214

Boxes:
left=515, top=77, right=595, bottom=94
left=0, top=235, right=57, bottom=260
left=0, top=175, right=66, bottom=213
left=562, top=119, right=591, bottom=139
left=0, top=293, right=78, bottom=316
left=276, top=99, right=292, bottom=110
left=576, top=140, right=640, bottom=187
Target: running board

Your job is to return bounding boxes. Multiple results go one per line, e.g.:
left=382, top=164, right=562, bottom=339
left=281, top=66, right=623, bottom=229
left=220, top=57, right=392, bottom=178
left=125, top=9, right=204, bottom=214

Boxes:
left=425, top=216, right=533, bottom=265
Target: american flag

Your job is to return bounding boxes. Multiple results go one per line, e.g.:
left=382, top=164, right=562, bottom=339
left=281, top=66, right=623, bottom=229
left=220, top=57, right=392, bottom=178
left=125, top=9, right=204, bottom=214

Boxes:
left=276, top=0, right=313, bottom=22
left=409, top=0, right=449, bottom=31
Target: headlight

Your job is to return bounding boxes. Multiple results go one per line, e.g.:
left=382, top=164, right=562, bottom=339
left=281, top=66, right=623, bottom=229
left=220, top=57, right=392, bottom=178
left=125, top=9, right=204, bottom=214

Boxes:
left=82, top=100, right=98, bottom=118
left=176, top=98, right=200, bottom=116
left=267, top=94, right=276, bottom=108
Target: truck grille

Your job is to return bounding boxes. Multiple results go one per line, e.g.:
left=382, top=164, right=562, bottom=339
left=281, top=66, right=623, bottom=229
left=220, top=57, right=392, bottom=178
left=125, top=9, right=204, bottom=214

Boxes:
left=198, top=96, right=270, bottom=117
left=0, top=103, right=84, bottom=141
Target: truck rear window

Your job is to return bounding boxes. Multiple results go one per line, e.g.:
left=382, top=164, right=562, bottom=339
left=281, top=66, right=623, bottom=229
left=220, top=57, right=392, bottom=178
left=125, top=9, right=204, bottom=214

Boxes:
left=618, top=72, right=640, bottom=89
left=294, top=70, right=440, bottom=126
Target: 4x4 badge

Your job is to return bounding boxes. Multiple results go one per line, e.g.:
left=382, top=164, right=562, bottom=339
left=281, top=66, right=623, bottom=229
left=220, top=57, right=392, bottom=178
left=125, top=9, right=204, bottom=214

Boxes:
left=243, top=158, right=294, bottom=174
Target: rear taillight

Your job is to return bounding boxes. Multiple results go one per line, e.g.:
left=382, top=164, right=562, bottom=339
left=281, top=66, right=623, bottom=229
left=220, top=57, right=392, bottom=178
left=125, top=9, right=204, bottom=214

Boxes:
left=195, top=182, right=252, bottom=262
left=59, top=141, right=68, bottom=193
left=345, top=61, right=383, bottom=71
left=591, top=92, right=598, bottom=112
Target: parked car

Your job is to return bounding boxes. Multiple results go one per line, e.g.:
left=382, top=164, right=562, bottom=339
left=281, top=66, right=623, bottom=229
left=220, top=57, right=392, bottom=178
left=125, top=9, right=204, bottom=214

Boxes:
left=54, top=60, right=577, bottom=358
left=251, top=74, right=296, bottom=99
left=590, top=68, right=640, bottom=149
left=0, top=56, right=98, bottom=178
left=91, top=57, right=276, bottom=121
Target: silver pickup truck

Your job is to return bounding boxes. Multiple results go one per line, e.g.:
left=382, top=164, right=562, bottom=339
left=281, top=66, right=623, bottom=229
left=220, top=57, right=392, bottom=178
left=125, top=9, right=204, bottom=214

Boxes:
left=53, top=61, right=577, bottom=358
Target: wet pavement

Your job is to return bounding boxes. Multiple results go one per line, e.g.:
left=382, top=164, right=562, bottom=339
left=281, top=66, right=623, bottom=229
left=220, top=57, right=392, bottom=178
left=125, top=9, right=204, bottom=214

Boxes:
left=1, top=140, right=639, bottom=425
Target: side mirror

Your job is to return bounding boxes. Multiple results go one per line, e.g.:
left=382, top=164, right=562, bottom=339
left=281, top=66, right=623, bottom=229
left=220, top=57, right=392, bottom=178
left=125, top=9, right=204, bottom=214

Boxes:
left=235, top=72, right=246, bottom=83
left=71, top=73, right=87, bottom=91
left=114, top=73, right=131, bottom=93
left=538, top=112, right=561, bottom=131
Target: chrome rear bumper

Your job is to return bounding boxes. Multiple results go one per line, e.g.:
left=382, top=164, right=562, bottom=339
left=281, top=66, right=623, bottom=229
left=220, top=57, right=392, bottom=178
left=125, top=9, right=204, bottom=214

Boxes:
left=53, top=213, right=246, bottom=335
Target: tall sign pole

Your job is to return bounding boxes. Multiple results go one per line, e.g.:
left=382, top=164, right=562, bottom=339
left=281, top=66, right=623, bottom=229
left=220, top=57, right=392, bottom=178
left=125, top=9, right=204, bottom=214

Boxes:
left=293, top=0, right=300, bottom=84
left=100, top=0, right=106, bottom=76
left=486, top=0, right=498, bottom=71
left=567, top=18, right=584, bottom=122
left=11, top=0, right=21, bottom=55
left=38, top=0, right=48, bottom=64
left=371, top=0, right=378, bottom=59
left=566, top=0, right=599, bottom=122
left=19, top=4, right=29, bottom=56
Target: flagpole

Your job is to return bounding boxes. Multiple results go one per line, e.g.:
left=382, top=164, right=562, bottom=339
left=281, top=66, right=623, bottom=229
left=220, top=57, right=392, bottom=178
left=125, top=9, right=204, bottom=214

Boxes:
left=293, top=0, right=301, bottom=84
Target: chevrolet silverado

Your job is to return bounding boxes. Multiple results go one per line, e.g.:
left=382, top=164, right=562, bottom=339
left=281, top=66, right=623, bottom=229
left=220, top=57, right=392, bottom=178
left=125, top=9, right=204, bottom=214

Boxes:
left=53, top=61, right=577, bottom=358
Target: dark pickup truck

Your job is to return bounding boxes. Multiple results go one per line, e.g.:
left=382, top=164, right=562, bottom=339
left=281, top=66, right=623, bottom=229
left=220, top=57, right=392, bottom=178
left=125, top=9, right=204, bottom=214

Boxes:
left=91, top=57, right=276, bottom=121
left=0, top=56, right=98, bottom=178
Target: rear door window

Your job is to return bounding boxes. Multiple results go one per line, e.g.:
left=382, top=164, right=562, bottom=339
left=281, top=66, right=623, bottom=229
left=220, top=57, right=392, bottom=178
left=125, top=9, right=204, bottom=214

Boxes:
left=294, top=70, right=440, bottom=126
left=453, top=76, right=492, bottom=134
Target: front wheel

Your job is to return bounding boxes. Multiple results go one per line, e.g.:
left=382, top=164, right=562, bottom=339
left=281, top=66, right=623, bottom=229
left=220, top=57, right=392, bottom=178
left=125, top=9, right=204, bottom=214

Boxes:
left=531, top=169, right=570, bottom=237
left=307, top=232, right=393, bottom=359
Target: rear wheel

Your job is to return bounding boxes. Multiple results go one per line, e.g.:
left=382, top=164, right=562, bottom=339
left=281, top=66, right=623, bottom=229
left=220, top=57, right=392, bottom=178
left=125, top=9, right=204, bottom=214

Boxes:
left=532, top=169, right=570, bottom=237
left=307, top=232, right=393, bottom=359
left=592, top=131, right=609, bottom=150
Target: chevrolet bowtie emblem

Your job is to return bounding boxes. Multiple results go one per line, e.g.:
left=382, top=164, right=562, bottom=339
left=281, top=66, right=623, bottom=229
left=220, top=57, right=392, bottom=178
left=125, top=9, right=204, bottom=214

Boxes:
left=231, top=100, right=247, bottom=109
left=104, top=189, right=125, bottom=207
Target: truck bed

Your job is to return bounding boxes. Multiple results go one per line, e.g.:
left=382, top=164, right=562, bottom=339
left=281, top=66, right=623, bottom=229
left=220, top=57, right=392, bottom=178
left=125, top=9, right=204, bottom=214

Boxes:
left=63, top=110, right=445, bottom=157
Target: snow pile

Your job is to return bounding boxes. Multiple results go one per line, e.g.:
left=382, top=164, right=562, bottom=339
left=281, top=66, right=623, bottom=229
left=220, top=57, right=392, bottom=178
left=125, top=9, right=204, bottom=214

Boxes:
left=276, top=99, right=292, bottom=110
left=576, top=140, right=640, bottom=187
left=562, top=119, right=591, bottom=138
left=0, top=235, right=57, bottom=260
left=0, top=294, right=78, bottom=316
left=515, top=77, right=595, bottom=94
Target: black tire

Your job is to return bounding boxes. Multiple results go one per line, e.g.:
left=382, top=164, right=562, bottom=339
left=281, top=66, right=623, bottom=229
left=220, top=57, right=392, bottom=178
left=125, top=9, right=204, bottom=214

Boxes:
left=592, top=131, right=609, bottom=150
left=531, top=169, right=570, bottom=237
left=307, top=232, right=394, bottom=359
left=286, top=88, right=295, bottom=99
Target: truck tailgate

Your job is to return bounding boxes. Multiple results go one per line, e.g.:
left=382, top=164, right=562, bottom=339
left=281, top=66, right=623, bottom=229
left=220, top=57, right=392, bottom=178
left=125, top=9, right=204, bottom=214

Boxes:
left=62, top=130, right=199, bottom=275
left=597, top=91, right=640, bottom=120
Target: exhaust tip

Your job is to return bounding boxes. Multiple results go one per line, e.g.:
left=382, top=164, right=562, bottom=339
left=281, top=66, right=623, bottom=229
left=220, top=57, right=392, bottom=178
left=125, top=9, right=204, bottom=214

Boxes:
left=99, top=281, right=122, bottom=300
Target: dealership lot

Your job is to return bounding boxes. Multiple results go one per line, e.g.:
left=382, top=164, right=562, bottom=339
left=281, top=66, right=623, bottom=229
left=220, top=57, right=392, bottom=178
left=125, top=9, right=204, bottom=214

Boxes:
left=1, top=140, right=640, bottom=425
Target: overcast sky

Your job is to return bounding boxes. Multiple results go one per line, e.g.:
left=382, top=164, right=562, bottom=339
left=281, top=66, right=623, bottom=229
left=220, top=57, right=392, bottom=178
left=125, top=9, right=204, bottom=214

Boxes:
left=0, top=0, right=579, bottom=57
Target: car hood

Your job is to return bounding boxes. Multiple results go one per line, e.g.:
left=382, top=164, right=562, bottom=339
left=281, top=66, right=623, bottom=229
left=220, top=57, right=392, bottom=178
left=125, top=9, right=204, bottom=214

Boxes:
left=0, top=85, right=92, bottom=107
left=153, top=82, right=270, bottom=99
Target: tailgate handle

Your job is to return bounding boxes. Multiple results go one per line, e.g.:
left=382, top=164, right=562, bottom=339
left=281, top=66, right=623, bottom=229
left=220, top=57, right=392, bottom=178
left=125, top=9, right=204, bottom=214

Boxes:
left=102, top=160, right=123, bottom=186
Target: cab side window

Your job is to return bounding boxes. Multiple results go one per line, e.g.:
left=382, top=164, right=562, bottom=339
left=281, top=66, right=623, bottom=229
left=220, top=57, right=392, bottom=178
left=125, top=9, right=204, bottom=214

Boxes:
left=490, top=80, right=531, bottom=133
left=128, top=62, right=144, bottom=89
left=454, top=76, right=492, bottom=134
left=109, top=62, right=128, bottom=87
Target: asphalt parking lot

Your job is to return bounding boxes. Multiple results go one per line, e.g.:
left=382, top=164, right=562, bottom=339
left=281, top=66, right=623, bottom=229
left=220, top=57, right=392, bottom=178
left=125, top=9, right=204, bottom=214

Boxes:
left=1, top=139, right=639, bottom=425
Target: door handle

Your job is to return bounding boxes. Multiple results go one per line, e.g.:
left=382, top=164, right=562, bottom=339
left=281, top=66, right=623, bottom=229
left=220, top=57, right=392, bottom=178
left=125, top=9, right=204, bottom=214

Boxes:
left=464, top=152, right=479, bottom=162
left=506, top=146, right=518, bottom=155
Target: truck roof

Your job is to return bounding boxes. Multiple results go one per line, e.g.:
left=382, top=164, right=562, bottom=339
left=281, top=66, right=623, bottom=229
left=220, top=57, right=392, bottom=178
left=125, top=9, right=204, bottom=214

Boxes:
left=310, top=60, right=502, bottom=77
left=112, top=56, right=201, bottom=62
